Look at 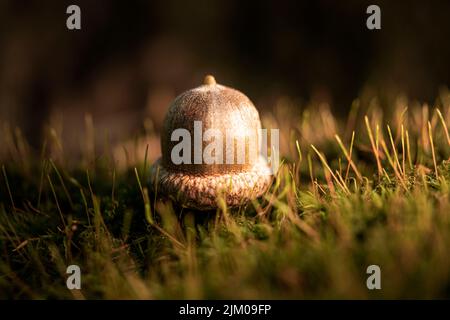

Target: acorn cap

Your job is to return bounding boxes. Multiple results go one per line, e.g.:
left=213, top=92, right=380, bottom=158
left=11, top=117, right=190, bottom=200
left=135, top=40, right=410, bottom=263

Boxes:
left=150, top=75, right=272, bottom=210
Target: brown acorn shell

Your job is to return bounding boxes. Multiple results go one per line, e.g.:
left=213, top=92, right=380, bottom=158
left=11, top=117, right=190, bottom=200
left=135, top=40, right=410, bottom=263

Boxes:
left=151, top=76, right=273, bottom=210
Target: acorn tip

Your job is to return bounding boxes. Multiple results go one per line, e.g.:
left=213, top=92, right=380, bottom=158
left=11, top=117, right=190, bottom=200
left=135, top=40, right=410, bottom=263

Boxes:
left=203, top=74, right=216, bottom=86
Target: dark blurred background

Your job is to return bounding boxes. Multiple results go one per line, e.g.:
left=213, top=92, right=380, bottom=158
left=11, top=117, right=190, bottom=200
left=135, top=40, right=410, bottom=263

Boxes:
left=0, top=0, right=449, bottom=154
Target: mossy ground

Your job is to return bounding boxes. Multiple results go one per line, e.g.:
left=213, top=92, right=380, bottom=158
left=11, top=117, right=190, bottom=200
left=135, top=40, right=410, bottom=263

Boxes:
left=1, top=91, right=449, bottom=299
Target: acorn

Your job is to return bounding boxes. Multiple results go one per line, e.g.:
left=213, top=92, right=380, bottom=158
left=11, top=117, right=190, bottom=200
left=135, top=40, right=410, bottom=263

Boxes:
left=150, top=75, right=273, bottom=210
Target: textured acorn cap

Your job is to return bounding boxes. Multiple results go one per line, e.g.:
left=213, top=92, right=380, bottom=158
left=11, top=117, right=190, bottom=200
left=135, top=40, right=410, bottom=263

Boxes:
left=150, top=75, right=273, bottom=210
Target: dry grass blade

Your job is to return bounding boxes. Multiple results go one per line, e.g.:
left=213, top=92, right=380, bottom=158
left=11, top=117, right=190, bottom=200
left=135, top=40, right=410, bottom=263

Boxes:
left=436, top=108, right=450, bottom=146
left=364, top=116, right=382, bottom=177
left=335, top=133, right=362, bottom=181
left=428, top=121, right=439, bottom=178
left=311, top=144, right=350, bottom=194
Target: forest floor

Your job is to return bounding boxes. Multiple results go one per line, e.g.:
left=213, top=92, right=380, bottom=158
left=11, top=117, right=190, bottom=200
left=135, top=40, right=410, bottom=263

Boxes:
left=1, top=91, right=450, bottom=299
